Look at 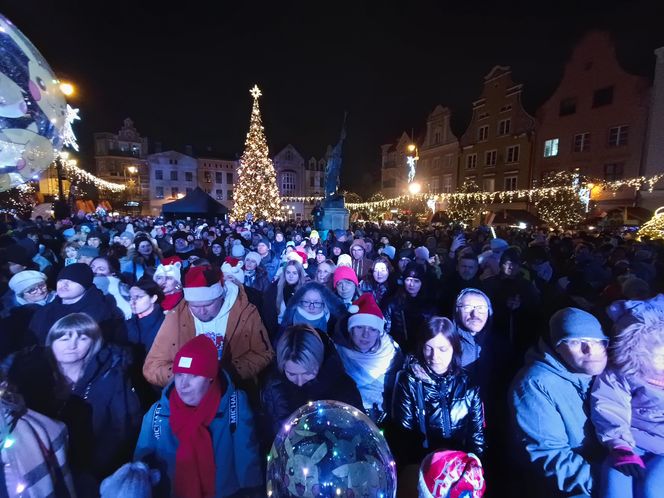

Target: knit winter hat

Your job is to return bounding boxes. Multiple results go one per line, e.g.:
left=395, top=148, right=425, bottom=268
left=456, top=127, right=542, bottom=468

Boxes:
left=402, top=261, right=426, bottom=281
left=62, top=228, right=76, bottom=239
left=119, top=231, right=135, bottom=242
left=244, top=251, right=262, bottom=265
left=348, top=293, right=385, bottom=333
left=221, top=257, right=245, bottom=284
left=287, top=250, right=308, bottom=266
left=172, top=231, right=188, bottom=244
left=173, top=335, right=219, bottom=378
left=57, top=263, right=94, bottom=289
left=153, top=260, right=182, bottom=283
left=309, top=230, right=320, bottom=240
left=134, top=234, right=152, bottom=250
left=490, top=238, right=508, bottom=251
left=337, top=254, right=352, bottom=267
left=230, top=240, right=246, bottom=258
left=183, top=266, right=224, bottom=302
left=549, top=307, right=607, bottom=347
left=414, top=246, right=430, bottom=261
left=381, top=244, right=396, bottom=261
left=77, top=246, right=100, bottom=259
left=334, top=266, right=359, bottom=288
left=257, top=236, right=271, bottom=248
left=8, top=270, right=47, bottom=296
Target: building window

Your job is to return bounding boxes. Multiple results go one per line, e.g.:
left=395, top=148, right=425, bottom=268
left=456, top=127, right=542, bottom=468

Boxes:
left=185, top=172, right=193, bottom=182
left=432, top=157, right=441, bottom=170
left=499, top=105, right=512, bottom=113
left=227, top=189, right=233, bottom=200
left=170, top=170, right=178, bottom=181
left=559, top=98, right=577, bottom=116
left=204, top=171, right=211, bottom=183
left=506, top=145, right=520, bottom=163
left=215, top=172, right=223, bottom=183
left=604, top=163, right=624, bottom=181
left=155, top=170, right=163, bottom=180
left=433, top=128, right=442, bottom=144
left=498, top=119, right=511, bottom=136
left=608, top=126, right=629, bottom=147
left=442, top=174, right=452, bottom=193
left=285, top=150, right=293, bottom=161
left=155, top=186, right=164, bottom=199
left=504, top=175, right=518, bottom=191
left=171, top=187, right=179, bottom=197
left=478, top=125, right=489, bottom=142
left=466, top=153, right=477, bottom=169
left=446, top=154, right=455, bottom=167
left=483, top=177, right=495, bottom=192
left=226, top=173, right=233, bottom=184
left=281, top=172, right=296, bottom=194
left=485, top=150, right=497, bottom=167
left=573, top=133, right=591, bottom=152
left=593, top=86, right=614, bottom=108
left=544, top=139, right=559, bottom=157
left=215, top=189, right=223, bottom=200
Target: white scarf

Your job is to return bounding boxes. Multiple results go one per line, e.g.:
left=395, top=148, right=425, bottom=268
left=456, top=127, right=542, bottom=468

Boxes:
left=337, top=336, right=398, bottom=410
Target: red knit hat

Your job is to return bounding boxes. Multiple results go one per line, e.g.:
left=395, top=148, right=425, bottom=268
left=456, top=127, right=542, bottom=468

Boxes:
left=172, top=335, right=219, bottom=378
left=334, top=266, right=359, bottom=288
left=287, top=250, right=308, bottom=267
left=183, top=266, right=224, bottom=302
left=348, top=293, right=384, bottom=332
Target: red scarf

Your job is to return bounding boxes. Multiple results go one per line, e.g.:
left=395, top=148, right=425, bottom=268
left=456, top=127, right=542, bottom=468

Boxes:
left=162, top=291, right=184, bottom=311
left=169, top=376, right=224, bottom=498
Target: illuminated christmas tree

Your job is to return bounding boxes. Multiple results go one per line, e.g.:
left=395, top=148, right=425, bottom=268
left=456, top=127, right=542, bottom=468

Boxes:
left=637, top=207, right=664, bottom=240
left=231, top=85, right=282, bottom=222
left=447, top=179, right=485, bottom=225
left=535, top=171, right=585, bottom=229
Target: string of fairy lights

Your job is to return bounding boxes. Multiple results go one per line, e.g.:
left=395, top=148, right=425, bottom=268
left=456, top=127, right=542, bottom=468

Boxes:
left=60, top=159, right=126, bottom=192
left=281, top=174, right=664, bottom=210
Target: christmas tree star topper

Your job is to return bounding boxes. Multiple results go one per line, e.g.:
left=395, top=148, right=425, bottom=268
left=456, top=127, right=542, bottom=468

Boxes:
left=250, top=85, right=262, bottom=99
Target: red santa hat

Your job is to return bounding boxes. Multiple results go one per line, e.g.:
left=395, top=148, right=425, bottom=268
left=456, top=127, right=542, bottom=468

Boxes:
left=221, top=256, right=245, bottom=284
left=183, top=266, right=224, bottom=302
left=348, top=293, right=385, bottom=333
left=287, top=250, right=308, bottom=268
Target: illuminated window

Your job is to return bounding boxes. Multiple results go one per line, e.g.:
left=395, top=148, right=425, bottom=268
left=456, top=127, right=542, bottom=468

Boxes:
left=544, top=139, right=559, bottom=157
left=281, top=172, right=296, bottom=194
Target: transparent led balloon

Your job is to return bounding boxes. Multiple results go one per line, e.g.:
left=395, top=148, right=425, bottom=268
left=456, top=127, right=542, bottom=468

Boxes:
left=267, top=400, right=397, bottom=498
left=0, top=14, right=67, bottom=190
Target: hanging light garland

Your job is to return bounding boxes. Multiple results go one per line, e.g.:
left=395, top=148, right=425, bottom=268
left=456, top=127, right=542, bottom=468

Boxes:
left=61, top=159, right=126, bottom=192
left=280, top=174, right=663, bottom=211
left=637, top=206, right=664, bottom=240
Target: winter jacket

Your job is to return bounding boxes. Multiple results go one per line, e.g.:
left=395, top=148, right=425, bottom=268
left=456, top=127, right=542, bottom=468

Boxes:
left=259, top=250, right=281, bottom=282
left=358, top=278, right=396, bottom=308
left=134, top=372, right=263, bottom=498
left=29, top=287, right=128, bottom=345
left=126, top=305, right=165, bottom=360
left=606, top=293, right=664, bottom=334
left=591, top=368, right=664, bottom=455
left=392, top=356, right=485, bottom=463
left=382, top=290, right=436, bottom=353
left=143, top=285, right=274, bottom=387
left=259, top=333, right=363, bottom=442
left=244, top=266, right=270, bottom=292
left=509, top=339, right=605, bottom=497
left=5, top=344, right=142, bottom=481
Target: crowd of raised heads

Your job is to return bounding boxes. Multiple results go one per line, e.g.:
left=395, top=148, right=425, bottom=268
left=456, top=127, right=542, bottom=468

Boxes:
left=0, top=211, right=662, bottom=497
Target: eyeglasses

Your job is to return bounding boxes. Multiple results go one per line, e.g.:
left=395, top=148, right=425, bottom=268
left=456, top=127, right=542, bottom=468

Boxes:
left=561, top=338, right=608, bottom=350
left=457, top=304, right=489, bottom=313
left=25, top=283, right=47, bottom=295
left=129, top=294, right=149, bottom=302
left=300, top=300, right=324, bottom=309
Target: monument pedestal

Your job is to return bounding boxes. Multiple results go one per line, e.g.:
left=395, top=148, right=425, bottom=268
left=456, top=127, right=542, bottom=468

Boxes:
left=320, top=206, right=350, bottom=231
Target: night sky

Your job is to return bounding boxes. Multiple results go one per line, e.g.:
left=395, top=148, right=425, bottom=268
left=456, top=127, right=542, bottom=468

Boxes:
left=3, top=1, right=664, bottom=196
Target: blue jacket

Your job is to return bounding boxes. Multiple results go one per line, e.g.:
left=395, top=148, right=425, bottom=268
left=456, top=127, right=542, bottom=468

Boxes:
left=259, top=250, right=280, bottom=282
left=509, top=339, right=604, bottom=498
left=134, top=372, right=263, bottom=497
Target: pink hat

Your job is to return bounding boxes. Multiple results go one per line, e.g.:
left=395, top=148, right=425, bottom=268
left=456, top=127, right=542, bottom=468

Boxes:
left=333, top=266, right=359, bottom=289
left=348, top=293, right=384, bottom=332
left=183, top=266, right=224, bottom=302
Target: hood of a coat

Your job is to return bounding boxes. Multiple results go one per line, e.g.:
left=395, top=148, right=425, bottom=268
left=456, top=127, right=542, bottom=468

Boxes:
left=523, top=338, right=594, bottom=390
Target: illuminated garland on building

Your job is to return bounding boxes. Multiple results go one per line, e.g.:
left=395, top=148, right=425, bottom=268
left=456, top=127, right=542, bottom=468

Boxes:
left=231, top=85, right=283, bottom=222
left=637, top=206, right=664, bottom=240
left=62, top=159, right=126, bottom=192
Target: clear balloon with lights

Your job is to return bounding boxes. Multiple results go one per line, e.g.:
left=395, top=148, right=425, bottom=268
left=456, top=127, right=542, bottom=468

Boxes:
left=0, top=14, right=68, bottom=191
left=267, top=400, right=397, bottom=498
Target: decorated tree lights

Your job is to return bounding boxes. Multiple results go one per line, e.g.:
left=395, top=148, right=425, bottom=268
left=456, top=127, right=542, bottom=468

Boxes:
left=231, top=85, right=282, bottom=222
left=534, top=171, right=585, bottom=229
left=446, top=179, right=485, bottom=225
left=638, top=206, right=664, bottom=240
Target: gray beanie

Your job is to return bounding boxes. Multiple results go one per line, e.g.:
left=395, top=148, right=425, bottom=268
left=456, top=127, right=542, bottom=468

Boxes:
left=549, top=307, right=608, bottom=346
left=245, top=251, right=262, bottom=265
left=231, top=240, right=246, bottom=258
left=100, top=462, right=159, bottom=498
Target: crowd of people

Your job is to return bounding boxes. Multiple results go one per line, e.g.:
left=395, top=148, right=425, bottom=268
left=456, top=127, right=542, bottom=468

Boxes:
left=0, top=211, right=662, bottom=497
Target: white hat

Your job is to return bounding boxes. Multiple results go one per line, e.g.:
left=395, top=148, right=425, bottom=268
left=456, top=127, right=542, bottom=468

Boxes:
left=8, top=270, right=47, bottom=296
left=153, top=261, right=182, bottom=283
left=337, top=254, right=352, bottom=268
left=221, top=257, right=245, bottom=284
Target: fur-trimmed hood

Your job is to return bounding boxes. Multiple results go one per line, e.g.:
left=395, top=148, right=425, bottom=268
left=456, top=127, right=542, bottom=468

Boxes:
left=611, top=318, right=664, bottom=380
left=606, top=293, right=664, bottom=333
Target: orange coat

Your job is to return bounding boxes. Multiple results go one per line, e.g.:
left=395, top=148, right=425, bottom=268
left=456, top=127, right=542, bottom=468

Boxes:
left=143, top=285, right=274, bottom=387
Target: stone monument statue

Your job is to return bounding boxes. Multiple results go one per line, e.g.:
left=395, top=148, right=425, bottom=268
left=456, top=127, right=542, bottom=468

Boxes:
left=320, top=114, right=350, bottom=230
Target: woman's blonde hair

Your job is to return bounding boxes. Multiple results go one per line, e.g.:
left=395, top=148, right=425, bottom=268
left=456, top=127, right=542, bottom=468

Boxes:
left=276, top=260, right=307, bottom=308
left=46, top=313, right=103, bottom=369
left=276, top=324, right=325, bottom=374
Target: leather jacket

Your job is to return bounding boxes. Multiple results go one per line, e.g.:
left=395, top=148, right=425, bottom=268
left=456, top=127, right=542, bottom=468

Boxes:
left=392, top=356, right=485, bottom=457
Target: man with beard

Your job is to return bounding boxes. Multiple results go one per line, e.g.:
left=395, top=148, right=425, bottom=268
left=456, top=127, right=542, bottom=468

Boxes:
left=510, top=308, right=609, bottom=498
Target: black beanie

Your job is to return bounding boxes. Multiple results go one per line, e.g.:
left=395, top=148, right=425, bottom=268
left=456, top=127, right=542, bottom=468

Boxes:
left=57, top=263, right=94, bottom=289
left=403, top=261, right=426, bottom=281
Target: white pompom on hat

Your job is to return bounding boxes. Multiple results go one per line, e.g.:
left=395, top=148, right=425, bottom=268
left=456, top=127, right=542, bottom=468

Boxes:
left=347, top=293, right=385, bottom=333
left=153, top=260, right=182, bottom=283
left=221, top=257, right=245, bottom=284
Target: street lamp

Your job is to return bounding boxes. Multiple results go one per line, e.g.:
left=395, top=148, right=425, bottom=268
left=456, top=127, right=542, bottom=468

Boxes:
left=408, top=182, right=421, bottom=195
left=59, top=81, right=75, bottom=97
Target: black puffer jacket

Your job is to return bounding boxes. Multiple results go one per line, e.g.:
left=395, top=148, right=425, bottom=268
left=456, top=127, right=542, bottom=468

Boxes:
left=382, top=290, right=436, bottom=353
left=391, top=356, right=484, bottom=464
